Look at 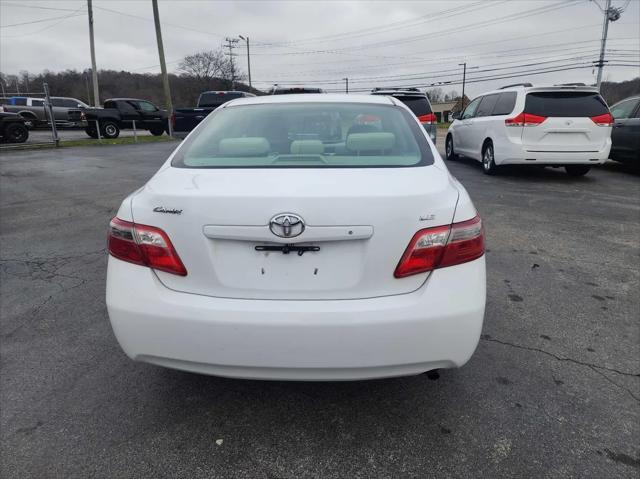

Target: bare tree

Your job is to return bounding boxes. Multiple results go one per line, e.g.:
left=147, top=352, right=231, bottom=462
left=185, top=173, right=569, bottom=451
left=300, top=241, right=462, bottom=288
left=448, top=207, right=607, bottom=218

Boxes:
left=426, top=87, right=444, bottom=103
left=178, top=50, right=231, bottom=83
left=445, top=90, right=459, bottom=101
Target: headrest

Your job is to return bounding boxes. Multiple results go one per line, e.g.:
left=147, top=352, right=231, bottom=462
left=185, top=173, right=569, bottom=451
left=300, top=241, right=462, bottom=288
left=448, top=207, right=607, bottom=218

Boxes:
left=346, top=132, right=395, bottom=152
left=290, top=140, right=324, bottom=155
left=218, top=137, right=270, bottom=156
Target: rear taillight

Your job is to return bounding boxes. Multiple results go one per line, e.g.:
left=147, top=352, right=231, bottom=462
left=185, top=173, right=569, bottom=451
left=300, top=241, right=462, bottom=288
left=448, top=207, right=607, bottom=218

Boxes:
left=418, top=113, right=437, bottom=124
left=590, top=112, right=613, bottom=126
left=170, top=113, right=176, bottom=128
left=394, top=215, right=484, bottom=278
left=108, top=217, right=187, bottom=276
left=505, top=112, right=547, bottom=127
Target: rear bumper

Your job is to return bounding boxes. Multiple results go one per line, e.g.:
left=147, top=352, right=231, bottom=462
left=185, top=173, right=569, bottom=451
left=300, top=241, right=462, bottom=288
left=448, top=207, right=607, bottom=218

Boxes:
left=496, top=138, right=611, bottom=165
left=106, top=256, right=486, bottom=381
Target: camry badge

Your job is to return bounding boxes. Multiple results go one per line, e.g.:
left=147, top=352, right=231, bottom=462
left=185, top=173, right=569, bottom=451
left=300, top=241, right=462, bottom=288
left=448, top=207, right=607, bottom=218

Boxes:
left=269, top=213, right=305, bottom=238
left=153, top=206, right=182, bottom=215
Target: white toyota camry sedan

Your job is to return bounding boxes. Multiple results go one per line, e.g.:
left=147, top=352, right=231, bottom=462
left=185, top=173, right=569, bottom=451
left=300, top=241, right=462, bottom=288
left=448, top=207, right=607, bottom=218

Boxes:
left=106, top=94, right=486, bottom=381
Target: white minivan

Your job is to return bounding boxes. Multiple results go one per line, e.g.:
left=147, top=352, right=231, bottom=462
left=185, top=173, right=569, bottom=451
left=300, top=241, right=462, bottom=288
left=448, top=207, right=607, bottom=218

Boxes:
left=446, top=84, right=613, bottom=176
left=106, top=94, right=486, bottom=381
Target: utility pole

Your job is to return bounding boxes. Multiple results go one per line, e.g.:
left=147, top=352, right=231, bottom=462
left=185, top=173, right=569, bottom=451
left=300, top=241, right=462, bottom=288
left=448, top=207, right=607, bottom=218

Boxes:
left=457, top=63, right=478, bottom=111
left=458, top=62, right=467, bottom=111
left=239, top=35, right=251, bottom=89
left=87, top=0, right=100, bottom=106
left=343, top=77, right=349, bottom=94
left=84, top=71, right=91, bottom=104
left=595, top=0, right=621, bottom=91
left=152, top=0, right=173, bottom=136
left=224, top=37, right=240, bottom=90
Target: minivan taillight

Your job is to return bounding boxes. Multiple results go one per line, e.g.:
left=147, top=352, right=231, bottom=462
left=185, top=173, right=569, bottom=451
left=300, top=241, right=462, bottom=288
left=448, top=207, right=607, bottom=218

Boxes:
left=505, top=112, right=547, bottom=127
left=418, top=113, right=437, bottom=124
left=108, top=217, right=187, bottom=276
left=590, top=112, right=613, bottom=126
left=394, top=215, right=484, bottom=278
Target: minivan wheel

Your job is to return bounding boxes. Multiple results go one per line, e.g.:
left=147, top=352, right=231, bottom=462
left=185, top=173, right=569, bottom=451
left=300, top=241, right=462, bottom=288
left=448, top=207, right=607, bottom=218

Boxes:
left=100, top=121, right=120, bottom=139
left=445, top=135, right=457, bottom=161
left=565, top=165, right=591, bottom=177
left=482, top=142, right=498, bottom=175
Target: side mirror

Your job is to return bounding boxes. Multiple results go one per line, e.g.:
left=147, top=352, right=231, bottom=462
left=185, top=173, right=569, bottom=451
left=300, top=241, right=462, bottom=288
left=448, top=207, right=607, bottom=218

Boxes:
left=451, top=111, right=461, bottom=121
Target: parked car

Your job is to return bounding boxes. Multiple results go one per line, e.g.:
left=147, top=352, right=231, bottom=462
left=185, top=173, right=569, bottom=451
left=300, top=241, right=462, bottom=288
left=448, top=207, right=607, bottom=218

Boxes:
left=83, top=98, right=169, bottom=139
left=172, top=91, right=255, bottom=137
left=445, top=83, right=613, bottom=176
left=269, top=85, right=325, bottom=94
left=0, top=110, right=29, bottom=143
left=609, top=96, right=640, bottom=164
left=0, top=96, right=84, bottom=129
left=106, top=94, right=486, bottom=381
left=371, top=87, right=437, bottom=142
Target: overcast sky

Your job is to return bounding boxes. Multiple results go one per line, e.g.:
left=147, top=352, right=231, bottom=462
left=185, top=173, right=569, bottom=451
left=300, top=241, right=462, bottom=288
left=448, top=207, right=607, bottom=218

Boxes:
left=1, top=0, right=638, bottom=97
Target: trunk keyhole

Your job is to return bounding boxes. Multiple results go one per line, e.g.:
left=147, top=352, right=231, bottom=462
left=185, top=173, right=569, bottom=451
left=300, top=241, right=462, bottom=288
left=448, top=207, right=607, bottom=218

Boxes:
left=314, top=268, right=318, bottom=275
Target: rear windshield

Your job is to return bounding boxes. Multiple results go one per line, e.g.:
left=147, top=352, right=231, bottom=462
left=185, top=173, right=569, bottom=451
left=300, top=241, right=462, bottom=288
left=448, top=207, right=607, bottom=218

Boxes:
left=389, top=96, right=432, bottom=116
left=198, top=92, right=245, bottom=107
left=525, top=92, right=609, bottom=117
left=172, top=102, right=433, bottom=168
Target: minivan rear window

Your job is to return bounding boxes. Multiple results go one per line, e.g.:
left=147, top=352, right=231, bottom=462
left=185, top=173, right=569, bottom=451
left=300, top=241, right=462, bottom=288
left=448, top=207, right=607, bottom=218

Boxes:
left=198, top=92, right=246, bottom=107
left=173, top=103, right=433, bottom=168
left=392, top=96, right=432, bottom=116
left=525, top=92, right=609, bottom=117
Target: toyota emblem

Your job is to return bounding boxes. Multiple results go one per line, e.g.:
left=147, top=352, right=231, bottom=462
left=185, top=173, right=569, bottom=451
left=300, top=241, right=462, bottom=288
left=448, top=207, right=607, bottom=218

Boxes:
left=269, top=213, right=305, bottom=238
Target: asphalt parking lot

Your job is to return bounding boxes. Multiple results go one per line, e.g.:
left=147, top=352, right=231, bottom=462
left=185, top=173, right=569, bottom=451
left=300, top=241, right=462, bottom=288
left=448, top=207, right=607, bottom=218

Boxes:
left=1, top=139, right=639, bottom=478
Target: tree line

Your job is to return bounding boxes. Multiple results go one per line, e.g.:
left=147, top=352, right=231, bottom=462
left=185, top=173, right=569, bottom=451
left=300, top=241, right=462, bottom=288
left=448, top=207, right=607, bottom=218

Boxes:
left=1, top=48, right=638, bottom=108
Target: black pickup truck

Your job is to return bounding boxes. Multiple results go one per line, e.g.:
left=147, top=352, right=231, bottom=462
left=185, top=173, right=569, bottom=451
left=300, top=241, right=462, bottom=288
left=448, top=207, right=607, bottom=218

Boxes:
left=172, top=91, right=255, bottom=137
left=83, top=98, right=169, bottom=139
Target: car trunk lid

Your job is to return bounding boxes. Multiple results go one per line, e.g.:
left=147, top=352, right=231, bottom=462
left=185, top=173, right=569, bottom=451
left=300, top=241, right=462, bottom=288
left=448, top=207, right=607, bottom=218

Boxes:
left=131, top=166, right=459, bottom=300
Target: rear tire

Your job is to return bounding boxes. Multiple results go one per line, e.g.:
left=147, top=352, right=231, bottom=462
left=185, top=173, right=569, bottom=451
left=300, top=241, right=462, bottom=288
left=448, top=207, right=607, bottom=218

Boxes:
left=565, top=165, right=591, bottom=177
left=4, top=123, right=29, bottom=143
left=445, top=134, right=457, bottom=161
left=100, top=121, right=120, bottom=139
left=85, top=126, right=98, bottom=139
left=149, top=126, right=165, bottom=136
left=482, top=141, right=498, bottom=175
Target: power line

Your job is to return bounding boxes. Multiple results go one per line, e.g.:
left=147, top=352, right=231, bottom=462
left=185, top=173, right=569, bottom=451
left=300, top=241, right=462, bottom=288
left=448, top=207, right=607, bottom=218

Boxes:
left=0, top=12, right=84, bottom=28
left=258, top=53, right=619, bottom=85
left=319, top=63, right=639, bottom=93
left=0, top=7, right=84, bottom=38
left=249, top=1, right=582, bottom=56
left=0, top=2, right=79, bottom=12
left=94, top=5, right=225, bottom=38
left=252, top=1, right=499, bottom=47
left=253, top=36, right=638, bottom=82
